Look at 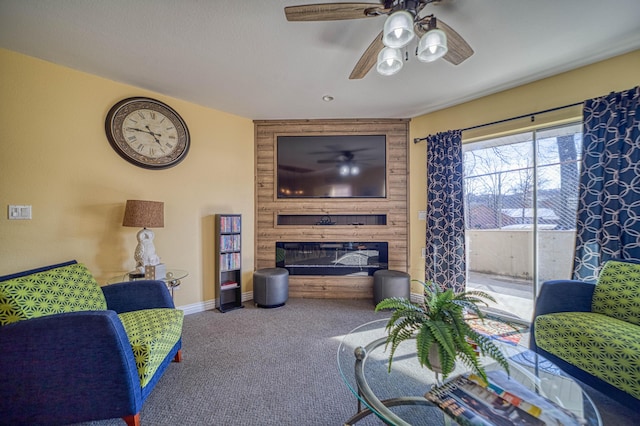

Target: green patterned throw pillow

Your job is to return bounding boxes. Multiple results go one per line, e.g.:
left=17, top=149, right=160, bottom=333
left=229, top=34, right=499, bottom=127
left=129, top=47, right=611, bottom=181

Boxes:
left=592, top=260, right=640, bottom=326
left=0, top=263, right=107, bottom=325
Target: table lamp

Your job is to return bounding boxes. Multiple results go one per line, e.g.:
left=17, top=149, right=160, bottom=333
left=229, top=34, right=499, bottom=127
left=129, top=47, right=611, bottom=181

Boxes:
left=122, top=200, right=164, bottom=272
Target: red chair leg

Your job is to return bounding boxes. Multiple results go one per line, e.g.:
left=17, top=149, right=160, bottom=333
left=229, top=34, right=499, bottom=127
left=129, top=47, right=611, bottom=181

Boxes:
left=173, top=349, right=182, bottom=362
left=123, top=413, right=140, bottom=426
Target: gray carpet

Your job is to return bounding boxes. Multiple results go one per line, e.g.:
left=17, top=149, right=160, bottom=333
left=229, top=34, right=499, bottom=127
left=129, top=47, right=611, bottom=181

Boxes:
left=75, top=298, right=637, bottom=425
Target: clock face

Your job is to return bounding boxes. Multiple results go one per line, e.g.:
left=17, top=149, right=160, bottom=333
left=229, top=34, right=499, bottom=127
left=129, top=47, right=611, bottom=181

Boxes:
left=106, top=97, right=190, bottom=169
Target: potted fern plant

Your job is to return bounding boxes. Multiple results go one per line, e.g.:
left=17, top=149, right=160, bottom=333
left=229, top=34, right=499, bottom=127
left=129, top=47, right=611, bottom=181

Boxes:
left=375, top=280, right=509, bottom=383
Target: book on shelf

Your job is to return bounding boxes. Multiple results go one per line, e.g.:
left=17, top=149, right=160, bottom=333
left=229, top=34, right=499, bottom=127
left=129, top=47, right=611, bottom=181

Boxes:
left=425, top=370, right=586, bottom=426
left=219, top=253, right=241, bottom=271
left=219, top=215, right=241, bottom=234
left=220, top=234, right=240, bottom=252
left=221, top=280, right=238, bottom=287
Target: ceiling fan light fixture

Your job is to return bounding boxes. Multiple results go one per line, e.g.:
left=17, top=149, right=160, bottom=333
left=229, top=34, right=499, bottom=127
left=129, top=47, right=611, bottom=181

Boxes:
left=382, top=10, right=415, bottom=48
left=376, top=47, right=403, bottom=76
left=417, top=28, right=448, bottom=63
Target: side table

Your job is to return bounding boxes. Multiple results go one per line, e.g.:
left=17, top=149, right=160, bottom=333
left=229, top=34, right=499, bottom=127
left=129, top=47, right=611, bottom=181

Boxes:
left=107, top=268, right=188, bottom=299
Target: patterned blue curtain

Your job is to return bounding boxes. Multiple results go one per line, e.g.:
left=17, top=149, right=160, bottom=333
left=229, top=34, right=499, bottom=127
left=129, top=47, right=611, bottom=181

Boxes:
left=425, top=130, right=466, bottom=292
left=573, top=86, right=640, bottom=282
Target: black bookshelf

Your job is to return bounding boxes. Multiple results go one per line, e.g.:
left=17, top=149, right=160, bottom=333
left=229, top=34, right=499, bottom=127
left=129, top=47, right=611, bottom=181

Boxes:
left=215, top=214, right=244, bottom=313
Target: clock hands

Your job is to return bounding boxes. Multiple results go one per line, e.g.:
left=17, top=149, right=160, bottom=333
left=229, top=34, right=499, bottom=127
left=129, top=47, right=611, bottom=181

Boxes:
left=125, top=126, right=166, bottom=152
left=144, top=125, right=164, bottom=147
left=125, top=126, right=162, bottom=138
left=144, top=125, right=160, bottom=137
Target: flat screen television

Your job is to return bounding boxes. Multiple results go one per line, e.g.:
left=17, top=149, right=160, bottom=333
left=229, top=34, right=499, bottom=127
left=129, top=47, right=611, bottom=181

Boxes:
left=277, top=135, right=386, bottom=198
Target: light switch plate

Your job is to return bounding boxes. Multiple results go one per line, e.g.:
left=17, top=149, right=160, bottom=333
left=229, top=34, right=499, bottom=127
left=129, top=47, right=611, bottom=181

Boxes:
left=8, top=205, right=32, bottom=220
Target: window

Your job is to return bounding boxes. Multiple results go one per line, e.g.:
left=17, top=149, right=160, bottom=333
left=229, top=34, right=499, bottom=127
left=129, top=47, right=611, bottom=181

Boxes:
left=463, top=123, right=582, bottom=321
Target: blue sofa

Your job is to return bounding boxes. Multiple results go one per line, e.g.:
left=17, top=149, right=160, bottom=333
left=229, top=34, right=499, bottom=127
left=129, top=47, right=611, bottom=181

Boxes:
left=531, top=259, right=640, bottom=411
left=0, top=260, right=184, bottom=426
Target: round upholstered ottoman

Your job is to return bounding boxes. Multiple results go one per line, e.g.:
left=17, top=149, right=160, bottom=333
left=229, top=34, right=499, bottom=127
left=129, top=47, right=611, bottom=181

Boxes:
left=373, top=269, right=410, bottom=305
left=253, top=268, right=289, bottom=308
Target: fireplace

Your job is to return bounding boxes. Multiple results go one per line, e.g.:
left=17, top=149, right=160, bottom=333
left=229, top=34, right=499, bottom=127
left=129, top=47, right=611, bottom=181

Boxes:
left=275, top=242, right=388, bottom=276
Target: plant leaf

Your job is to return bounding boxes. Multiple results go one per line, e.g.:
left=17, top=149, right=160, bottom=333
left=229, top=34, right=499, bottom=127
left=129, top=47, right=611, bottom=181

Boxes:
left=378, top=279, right=510, bottom=380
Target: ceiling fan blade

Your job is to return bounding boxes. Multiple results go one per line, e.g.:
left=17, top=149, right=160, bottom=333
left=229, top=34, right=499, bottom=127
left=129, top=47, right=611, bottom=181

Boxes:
left=285, top=3, right=385, bottom=22
left=436, top=19, right=474, bottom=65
left=349, top=30, right=384, bottom=79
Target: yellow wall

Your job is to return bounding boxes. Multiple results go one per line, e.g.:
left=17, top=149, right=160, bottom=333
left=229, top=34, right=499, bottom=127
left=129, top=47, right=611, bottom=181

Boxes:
left=408, top=49, right=640, bottom=290
left=0, top=48, right=255, bottom=309
left=3, top=46, right=639, bottom=304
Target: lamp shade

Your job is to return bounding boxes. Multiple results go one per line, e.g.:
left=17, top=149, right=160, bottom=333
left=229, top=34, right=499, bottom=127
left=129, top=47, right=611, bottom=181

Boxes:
left=382, top=10, right=415, bottom=49
left=122, top=200, right=164, bottom=228
left=417, top=28, right=448, bottom=63
left=376, top=47, right=403, bottom=76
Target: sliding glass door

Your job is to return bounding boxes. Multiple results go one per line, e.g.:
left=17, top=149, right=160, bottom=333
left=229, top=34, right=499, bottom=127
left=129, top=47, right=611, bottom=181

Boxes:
left=463, top=123, right=582, bottom=321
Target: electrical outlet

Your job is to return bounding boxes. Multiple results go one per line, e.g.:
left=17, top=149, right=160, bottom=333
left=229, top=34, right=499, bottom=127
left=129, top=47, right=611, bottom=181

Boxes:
left=421, top=247, right=426, bottom=258
left=418, top=210, right=427, bottom=220
left=8, top=205, right=32, bottom=220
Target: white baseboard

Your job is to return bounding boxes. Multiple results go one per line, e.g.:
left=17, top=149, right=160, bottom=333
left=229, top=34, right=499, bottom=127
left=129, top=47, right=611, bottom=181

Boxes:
left=179, top=291, right=420, bottom=314
left=177, top=299, right=216, bottom=315
left=177, top=291, right=254, bottom=315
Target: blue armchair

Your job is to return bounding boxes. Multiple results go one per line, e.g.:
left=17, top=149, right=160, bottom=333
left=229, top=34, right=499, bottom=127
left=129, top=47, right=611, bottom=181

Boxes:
left=530, top=259, right=640, bottom=411
left=0, top=261, right=184, bottom=425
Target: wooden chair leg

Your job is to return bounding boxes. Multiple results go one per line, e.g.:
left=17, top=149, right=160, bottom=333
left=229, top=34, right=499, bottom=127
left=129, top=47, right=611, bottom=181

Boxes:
left=123, top=413, right=140, bottom=426
left=173, top=349, right=182, bottom=362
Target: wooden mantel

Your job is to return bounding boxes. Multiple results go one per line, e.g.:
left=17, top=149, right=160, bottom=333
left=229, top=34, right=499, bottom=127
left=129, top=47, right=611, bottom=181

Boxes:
left=254, top=119, right=410, bottom=299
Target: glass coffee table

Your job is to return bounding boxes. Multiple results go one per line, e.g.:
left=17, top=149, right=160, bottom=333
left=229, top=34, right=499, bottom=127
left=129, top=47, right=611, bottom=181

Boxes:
left=337, top=319, right=602, bottom=426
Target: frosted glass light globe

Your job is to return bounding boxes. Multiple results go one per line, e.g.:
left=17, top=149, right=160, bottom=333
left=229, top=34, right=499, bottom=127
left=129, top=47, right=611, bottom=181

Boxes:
left=417, top=28, right=448, bottom=63
left=382, top=10, right=415, bottom=49
left=376, top=47, right=403, bottom=76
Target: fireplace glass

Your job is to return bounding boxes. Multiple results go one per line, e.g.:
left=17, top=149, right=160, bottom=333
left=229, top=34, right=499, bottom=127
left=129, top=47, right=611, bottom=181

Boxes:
left=275, top=242, right=388, bottom=276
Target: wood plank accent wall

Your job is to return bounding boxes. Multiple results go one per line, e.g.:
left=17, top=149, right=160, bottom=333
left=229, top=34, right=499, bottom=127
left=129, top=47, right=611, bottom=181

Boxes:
left=254, top=119, right=410, bottom=299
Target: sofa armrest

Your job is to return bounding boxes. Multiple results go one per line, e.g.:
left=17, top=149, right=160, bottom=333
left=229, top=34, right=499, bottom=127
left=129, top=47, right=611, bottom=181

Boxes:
left=102, top=279, right=175, bottom=313
left=534, top=279, right=596, bottom=316
left=530, top=279, right=596, bottom=352
left=0, top=311, right=142, bottom=425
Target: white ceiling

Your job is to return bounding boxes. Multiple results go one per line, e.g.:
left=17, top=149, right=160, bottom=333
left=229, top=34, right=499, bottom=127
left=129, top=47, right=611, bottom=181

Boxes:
left=1, top=0, right=639, bottom=120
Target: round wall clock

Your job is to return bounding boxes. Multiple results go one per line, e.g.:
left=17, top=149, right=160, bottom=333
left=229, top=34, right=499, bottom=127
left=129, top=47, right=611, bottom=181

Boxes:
left=105, top=97, right=190, bottom=169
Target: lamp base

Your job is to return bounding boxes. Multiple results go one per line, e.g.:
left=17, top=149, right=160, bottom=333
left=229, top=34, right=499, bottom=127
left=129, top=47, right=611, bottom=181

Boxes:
left=134, top=227, right=161, bottom=271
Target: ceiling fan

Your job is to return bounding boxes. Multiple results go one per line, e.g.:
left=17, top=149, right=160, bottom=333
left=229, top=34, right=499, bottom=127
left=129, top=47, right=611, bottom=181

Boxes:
left=284, top=1, right=474, bottom=79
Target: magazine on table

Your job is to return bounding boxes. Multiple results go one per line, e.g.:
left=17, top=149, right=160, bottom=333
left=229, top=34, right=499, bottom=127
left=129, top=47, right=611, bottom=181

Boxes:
left=425, top=370, right=586, bottom=426
left=483, top=370, right=588, bottom=425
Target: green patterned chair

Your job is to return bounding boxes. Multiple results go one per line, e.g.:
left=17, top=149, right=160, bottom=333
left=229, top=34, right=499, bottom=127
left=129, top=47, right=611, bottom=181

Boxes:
left=531, top=259, right=640, bottom=410
left=0, top=260, right=184, bottom=426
